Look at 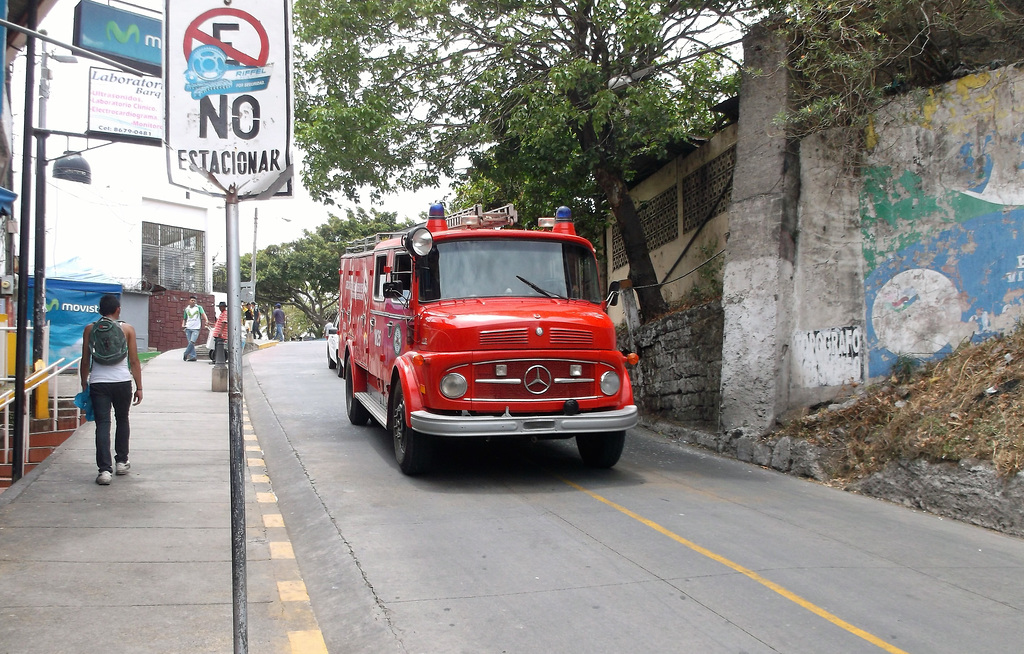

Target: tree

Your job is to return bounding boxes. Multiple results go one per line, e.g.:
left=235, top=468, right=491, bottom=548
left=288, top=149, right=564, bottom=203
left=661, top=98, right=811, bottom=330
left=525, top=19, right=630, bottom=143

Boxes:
left=246, top=208, right=409, bottom=335
left=294, top=1, right=757, bottom=321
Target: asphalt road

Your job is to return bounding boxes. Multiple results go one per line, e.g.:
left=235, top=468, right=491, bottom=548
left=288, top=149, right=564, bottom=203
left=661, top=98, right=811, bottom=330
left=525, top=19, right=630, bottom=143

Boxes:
left=243, top=341, right=1024, bottom=654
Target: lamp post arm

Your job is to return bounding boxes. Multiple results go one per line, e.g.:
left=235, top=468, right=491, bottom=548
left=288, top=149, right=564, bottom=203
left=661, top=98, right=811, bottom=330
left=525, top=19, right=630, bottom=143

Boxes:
left=0, top=17, right=151, bottom=77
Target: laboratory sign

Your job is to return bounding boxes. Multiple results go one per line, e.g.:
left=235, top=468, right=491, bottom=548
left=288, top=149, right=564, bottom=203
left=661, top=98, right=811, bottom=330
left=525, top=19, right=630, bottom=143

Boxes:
left=164, top=0, right=293, bottom=198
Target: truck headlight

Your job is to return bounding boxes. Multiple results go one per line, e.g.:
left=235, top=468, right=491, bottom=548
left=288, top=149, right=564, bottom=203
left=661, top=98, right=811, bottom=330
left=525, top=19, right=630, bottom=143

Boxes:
left=440, top=373, right=468, bottom=399
left=600, top=371, right=620, bottom=396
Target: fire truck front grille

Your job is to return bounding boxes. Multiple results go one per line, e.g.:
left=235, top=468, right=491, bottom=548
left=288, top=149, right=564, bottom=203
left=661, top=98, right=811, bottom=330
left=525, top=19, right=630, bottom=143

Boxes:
left=480, top=328, right=529, bottom=346
left=550, top=328, right=593, bottom=346
left=469, top=359, right=603, bottom=402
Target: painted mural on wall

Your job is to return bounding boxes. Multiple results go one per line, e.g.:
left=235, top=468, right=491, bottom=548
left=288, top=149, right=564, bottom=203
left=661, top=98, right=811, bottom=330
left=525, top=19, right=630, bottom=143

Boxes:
left=861, top=67, right=1024, bottom=378
left=792, top=326, right=862, bottom=387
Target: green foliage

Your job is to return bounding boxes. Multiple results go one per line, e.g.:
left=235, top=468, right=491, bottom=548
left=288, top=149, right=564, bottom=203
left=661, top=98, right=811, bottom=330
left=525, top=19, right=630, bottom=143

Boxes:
left=782, top=0, right=1024, bottom=133
left=293, top=0, right=760, bottom=320
left=247, top=207, right=412, bottom=334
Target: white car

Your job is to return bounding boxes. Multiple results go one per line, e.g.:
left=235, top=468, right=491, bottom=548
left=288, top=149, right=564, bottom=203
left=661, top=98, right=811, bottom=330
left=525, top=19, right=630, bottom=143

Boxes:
left=326, top=323, right=341, bottom=372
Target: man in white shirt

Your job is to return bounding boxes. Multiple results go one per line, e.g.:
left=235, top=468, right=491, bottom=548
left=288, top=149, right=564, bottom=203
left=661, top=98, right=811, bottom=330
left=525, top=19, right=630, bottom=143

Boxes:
left=181, top=295, right=209, bottom=362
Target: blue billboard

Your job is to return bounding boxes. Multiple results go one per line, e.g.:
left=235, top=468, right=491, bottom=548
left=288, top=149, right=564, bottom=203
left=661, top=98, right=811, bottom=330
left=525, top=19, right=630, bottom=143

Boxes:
left=73, top=0, right=162, bottom=76
left=26, top=277, right=122, bottom=368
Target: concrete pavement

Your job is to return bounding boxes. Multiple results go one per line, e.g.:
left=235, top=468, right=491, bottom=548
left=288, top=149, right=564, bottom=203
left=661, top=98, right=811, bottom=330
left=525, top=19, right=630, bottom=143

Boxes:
left=0, top=345, right=326, bottom=653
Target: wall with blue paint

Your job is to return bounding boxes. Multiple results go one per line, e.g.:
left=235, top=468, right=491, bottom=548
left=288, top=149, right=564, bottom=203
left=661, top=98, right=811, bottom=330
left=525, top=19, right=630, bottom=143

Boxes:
left=860, top=67, right=1024, bottom=378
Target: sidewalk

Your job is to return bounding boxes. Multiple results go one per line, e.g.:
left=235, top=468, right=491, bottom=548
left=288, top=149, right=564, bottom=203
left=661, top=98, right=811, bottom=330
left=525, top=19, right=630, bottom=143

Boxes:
left=0, top=346, right=325, bottom=653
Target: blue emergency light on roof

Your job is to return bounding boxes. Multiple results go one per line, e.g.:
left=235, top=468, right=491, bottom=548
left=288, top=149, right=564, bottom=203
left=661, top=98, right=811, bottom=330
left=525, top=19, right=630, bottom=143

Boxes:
left=426, top=203, right=448, bottom=232
left=552, top=205, right=576, bottom=235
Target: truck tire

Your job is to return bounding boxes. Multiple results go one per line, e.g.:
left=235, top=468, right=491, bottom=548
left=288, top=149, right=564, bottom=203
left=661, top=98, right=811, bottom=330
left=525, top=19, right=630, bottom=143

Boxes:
left=576, top=431, right=625, bottom=468
left=345, top=359, right=371, bottom=426
left=390, top=384, right=432, bottom=475
left=328, top=345, right=337, bottom=369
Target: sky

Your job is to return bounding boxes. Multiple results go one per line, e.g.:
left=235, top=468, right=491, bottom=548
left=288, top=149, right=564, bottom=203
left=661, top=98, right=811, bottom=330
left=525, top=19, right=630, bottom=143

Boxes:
left=9, top=0, right=452, bottom=268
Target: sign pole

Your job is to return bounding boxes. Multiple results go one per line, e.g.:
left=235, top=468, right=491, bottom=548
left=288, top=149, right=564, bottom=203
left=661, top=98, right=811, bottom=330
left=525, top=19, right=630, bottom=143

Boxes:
left=226, top=188, right=248, bottom=653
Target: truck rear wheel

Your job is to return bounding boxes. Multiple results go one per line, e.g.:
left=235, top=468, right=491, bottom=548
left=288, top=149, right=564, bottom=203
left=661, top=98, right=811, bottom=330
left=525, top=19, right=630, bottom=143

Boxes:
left=576, top=431, right=625, bottom=468
left=345, top=359, right=371, bottom=426
left=390, top=384, right=432, bottom=475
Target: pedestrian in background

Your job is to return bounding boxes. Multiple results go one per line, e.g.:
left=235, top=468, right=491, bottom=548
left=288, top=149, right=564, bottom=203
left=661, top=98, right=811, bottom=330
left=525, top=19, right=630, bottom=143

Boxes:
left=80, top=293, right=142, bottom=485
left=243, top=302, right=254, bottom=339
left=273, top=303, right=286, bottom=341
left=210, top=301, right=229, bottom=362
left=251, top=304, right=262, bottom=339
left=181, top=295, right=208, bottom=362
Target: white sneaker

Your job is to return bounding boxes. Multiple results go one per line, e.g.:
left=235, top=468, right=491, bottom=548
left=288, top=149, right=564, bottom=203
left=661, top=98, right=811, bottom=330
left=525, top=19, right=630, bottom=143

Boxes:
left=116, top=461, right=131, bottom=476
left=96, top=471, right=112, bottom=485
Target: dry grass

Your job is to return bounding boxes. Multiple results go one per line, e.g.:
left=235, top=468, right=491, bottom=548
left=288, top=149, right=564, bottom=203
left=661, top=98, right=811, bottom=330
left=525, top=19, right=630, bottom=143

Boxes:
left=773, top=329, right=1024, bottom=481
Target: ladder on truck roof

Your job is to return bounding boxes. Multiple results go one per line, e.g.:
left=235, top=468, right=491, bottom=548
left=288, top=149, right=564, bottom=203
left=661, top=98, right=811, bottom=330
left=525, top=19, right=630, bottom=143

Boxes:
left=344, top=231, right=407, bottom=254
left=446, top=203, right=518, bottom=229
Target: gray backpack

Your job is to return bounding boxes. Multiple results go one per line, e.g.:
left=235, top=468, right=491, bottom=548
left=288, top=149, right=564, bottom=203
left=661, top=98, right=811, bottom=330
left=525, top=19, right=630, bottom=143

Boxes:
left=90, top=317, right=128, bottom=365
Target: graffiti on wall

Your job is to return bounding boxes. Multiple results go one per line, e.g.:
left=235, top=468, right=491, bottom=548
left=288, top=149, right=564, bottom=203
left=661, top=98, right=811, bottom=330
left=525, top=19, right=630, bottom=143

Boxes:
left=861, top=69, right=1024, bottom=377
left=792, top=326, right=862, bottom=387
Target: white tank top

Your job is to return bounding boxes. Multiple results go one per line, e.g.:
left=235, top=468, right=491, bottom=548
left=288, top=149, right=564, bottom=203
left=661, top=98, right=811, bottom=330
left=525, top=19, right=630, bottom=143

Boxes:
left=89, top=358, right=133, bottom=383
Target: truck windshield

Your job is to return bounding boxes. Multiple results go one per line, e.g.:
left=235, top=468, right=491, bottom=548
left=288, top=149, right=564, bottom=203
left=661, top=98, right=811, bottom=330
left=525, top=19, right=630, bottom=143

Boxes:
left=418, top=238, right=602, bottom=303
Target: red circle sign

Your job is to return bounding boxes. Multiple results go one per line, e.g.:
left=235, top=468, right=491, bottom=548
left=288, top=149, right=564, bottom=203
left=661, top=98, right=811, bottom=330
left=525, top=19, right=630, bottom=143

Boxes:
left=183, top=8, right=270, bottom=67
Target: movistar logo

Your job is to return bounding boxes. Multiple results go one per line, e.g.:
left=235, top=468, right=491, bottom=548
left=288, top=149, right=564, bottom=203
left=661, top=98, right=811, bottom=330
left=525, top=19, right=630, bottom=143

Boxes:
left=45, top=298, right=59, bottom=312
left=107, top=21, right=140, bottom=44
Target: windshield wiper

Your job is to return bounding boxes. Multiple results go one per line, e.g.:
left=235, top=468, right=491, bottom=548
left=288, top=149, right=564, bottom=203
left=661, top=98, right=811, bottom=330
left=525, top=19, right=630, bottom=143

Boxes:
left=516, top=275, right=567, bottom=300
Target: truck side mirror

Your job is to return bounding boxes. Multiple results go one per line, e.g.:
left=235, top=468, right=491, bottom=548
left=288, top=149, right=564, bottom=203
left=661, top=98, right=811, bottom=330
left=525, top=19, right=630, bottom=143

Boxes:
left=605, top=280, right=621, bottom=307
left=383, top=281, right=405, bottom=299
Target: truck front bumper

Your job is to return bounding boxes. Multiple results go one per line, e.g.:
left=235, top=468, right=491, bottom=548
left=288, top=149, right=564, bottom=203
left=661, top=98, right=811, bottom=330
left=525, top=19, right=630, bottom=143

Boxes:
left=410, top=405, right=638, bottom=438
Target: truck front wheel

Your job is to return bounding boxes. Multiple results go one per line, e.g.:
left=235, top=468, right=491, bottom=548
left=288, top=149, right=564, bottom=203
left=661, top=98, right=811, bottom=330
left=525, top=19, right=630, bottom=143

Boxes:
left=576, top=431, right=625, bottom=468
left=390, top=384, right=432, bottom=475
left=345, top=359, right=371, bottom=426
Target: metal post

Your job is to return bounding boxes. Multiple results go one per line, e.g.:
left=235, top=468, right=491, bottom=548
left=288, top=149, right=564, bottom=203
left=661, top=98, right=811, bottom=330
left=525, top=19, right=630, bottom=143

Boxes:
left=32, top=129, right=47, bottom=368
left=250, top=207, right=257, bottom=296
left=13, top=1, right=38, bottom=482
left=226, top=190, right=247, bottom=654
left=32, top=48, right=50, bottom=368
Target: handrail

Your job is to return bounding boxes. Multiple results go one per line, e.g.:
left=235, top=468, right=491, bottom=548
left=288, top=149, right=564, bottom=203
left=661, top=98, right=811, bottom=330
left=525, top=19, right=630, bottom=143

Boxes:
left=1, top=357, right=83, bottom=470
left=0, top=357, right=75, bottom=410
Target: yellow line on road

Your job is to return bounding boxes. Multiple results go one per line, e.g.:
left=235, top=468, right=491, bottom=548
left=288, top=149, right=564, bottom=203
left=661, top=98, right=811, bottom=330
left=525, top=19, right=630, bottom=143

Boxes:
left=559, top=477, right=909, bottom=654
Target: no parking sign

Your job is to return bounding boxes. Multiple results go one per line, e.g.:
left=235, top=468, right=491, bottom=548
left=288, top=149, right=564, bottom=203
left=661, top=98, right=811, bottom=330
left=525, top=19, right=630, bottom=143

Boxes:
left=164, top=0, right=293, bottom=198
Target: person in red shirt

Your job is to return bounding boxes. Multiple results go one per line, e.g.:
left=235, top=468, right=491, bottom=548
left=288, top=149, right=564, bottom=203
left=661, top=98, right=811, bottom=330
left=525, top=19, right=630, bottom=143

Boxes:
left=210, top=301, right=228, bottom=363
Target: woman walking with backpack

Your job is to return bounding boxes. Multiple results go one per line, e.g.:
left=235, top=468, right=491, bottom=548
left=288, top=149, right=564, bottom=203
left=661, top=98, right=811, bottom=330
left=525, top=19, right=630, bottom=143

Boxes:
left=80, top=294, right=143, bottom=485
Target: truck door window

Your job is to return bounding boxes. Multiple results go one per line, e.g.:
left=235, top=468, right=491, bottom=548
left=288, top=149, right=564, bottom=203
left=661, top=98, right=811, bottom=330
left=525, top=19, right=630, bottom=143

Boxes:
left=393, top=252, right=412, bottom=298
left=373, top=253, right=388, bottom=300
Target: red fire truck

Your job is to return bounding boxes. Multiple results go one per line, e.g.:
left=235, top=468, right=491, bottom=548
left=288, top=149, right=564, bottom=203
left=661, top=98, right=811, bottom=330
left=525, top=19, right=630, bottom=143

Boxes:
left=337, top=203, right=638, bottom=475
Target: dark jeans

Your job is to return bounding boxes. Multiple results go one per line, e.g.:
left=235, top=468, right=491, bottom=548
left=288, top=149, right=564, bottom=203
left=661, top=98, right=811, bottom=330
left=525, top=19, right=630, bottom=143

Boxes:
left=91, top=381, right=133, bottom=473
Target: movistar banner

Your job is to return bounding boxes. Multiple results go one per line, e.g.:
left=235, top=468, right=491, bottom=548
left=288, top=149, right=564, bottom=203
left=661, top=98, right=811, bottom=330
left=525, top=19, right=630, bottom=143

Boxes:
left=73, top=0, right=162, bottom=76
left=26, top=277, right=122, bottom=368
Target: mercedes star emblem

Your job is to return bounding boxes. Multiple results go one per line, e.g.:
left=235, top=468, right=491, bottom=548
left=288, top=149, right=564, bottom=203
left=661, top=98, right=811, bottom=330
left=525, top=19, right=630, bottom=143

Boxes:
left=524, top=365, right=552, bottom=394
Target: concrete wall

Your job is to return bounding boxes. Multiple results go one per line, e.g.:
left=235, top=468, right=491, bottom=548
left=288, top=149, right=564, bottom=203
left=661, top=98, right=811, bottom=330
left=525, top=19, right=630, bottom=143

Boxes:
left=606, top=126, right=735, bottom=326
left=718, top=24, right=799, bottom=435
left=630, top=29, right=1024, bottom=436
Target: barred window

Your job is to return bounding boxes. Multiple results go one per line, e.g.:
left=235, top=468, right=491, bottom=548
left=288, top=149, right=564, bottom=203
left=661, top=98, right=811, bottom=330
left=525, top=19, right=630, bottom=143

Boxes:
left=682, top=146, right=735, bottom=233
left=141, top=222, right=208, bottom=292
left=610, top=146, right=735, bottom=271
left=611, top=186, right=678, bottom=270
